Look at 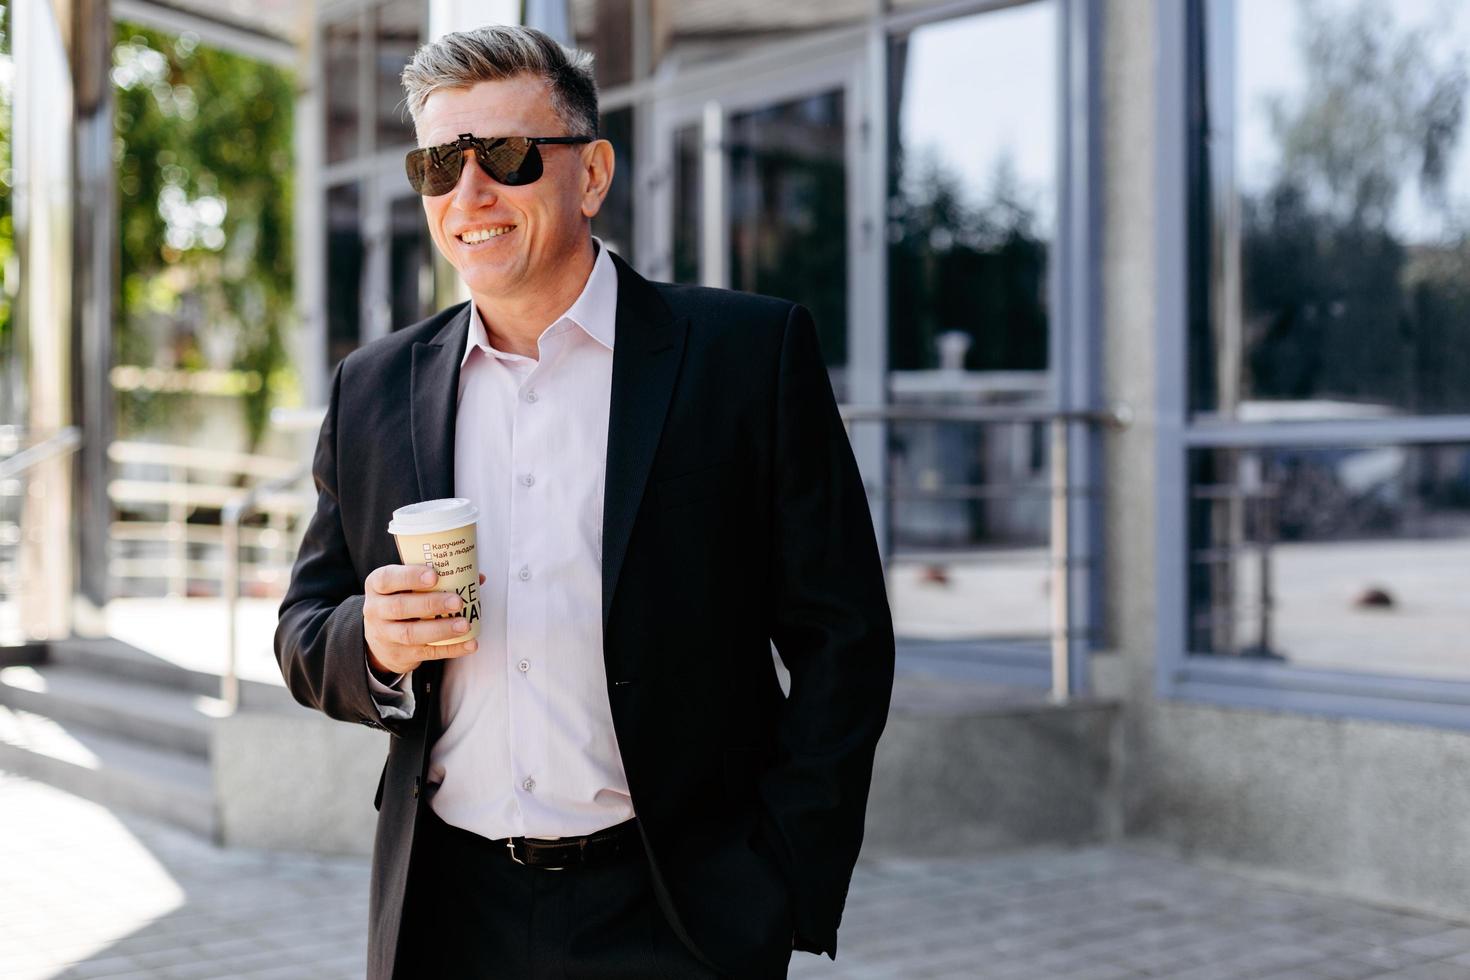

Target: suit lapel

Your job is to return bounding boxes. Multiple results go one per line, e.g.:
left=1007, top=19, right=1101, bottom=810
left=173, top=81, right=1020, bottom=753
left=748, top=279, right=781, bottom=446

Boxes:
left=407, top=270, right=685, bottom=639
left=409, top=302, right=471, bottom=505
left=602, top=253, right=689, bottom=632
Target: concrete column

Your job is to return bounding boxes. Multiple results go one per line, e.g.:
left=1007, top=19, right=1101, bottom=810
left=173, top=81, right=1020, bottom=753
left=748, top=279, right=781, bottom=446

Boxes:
left=11, top=0, right=77, bottom=639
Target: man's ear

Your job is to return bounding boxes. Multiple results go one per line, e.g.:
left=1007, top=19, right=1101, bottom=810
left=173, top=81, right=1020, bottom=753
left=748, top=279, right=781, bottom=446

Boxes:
left=580, top=139, right=616, bottom=219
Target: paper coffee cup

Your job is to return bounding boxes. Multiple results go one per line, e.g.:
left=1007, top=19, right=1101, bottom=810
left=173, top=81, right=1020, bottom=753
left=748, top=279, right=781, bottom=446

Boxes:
left=387, top=498, right=482, bottom=645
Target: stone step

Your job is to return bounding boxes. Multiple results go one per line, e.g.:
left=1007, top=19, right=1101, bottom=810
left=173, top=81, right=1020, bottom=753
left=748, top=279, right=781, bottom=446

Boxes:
left=44, top=635, right=296, bottom=712
left=0, top=703, right=215, bottom=839
left=0, top=662, right=217, bottom=758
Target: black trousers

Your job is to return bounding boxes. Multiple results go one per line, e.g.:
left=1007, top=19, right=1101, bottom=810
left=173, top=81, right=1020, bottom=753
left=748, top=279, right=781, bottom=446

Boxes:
left=394, top=805, right=761, bottom=979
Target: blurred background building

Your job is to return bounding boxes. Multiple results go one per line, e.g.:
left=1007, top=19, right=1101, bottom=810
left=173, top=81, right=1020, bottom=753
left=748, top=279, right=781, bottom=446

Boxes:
left=2, top=0, right=1469, bottom=932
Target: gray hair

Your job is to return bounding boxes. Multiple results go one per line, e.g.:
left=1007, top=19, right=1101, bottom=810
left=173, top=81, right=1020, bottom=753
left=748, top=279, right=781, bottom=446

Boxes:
left=400, top=25, right=598, bottom=140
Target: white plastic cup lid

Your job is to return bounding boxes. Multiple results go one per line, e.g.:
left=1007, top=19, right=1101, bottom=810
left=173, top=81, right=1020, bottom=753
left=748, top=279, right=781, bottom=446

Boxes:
left=387, top=497, right=479, bottom=536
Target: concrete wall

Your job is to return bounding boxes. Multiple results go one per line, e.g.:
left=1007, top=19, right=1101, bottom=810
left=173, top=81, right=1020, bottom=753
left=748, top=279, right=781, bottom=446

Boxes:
left=863, top=679, right=1122, bottom=858
left=213, top=710, right=382, bottom=856
left=1093, top=0, right=1470, bottom=924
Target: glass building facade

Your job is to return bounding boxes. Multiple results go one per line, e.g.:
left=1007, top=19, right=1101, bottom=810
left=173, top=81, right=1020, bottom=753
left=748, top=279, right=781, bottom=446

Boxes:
left=318, top=0, right=1100, bottom=689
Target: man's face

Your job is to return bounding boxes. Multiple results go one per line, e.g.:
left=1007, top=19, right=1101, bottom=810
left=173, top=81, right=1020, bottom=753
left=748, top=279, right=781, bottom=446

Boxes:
left=415, top=74, right=602, bottom=302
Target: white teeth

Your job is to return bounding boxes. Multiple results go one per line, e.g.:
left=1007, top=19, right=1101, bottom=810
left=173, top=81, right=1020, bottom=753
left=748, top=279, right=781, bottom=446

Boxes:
left=459, top=226, right=514, bottom=244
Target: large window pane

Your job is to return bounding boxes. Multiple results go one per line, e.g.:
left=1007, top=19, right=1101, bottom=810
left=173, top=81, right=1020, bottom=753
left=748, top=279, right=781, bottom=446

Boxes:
left=885, top=418, right=1051, bottom=646
left=887, top=2, right=1055, bottom=378
left=671, top=123, right=701, bottom=285
left=1188, top=443, right=1470, bottom=679
left=728, top=91, right=847, bottom=368
left=883, top=2, right=1057, bottom=647
left=1195, top=0, right=1470, bottom=417
left=375, top=1, right=423, bottom=150
left=884, top=0, right=1056, bottom=637
left=573, top=0, right=635, bottom=88
left=389, top=194, right=432, bottom=331
left=327, top=184, right=363, bottom=367
left=324, top=17, right=361, bottom=164
left=594, top=107, right=635, bottom=259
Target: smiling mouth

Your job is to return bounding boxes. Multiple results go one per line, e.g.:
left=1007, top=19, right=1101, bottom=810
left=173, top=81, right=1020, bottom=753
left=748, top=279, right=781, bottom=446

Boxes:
left=457, top=225, right=516, bottom=245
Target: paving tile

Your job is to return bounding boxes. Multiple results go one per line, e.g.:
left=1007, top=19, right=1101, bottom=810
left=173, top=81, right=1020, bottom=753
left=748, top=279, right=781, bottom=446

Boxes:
left=12, top=770, right=1470, bottom=980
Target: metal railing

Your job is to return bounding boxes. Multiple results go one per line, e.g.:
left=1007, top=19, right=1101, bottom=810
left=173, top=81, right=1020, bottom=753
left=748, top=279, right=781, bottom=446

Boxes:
left=221, top=463, right=312, bottom=712
left=105, top=437, right=316, bottom=711
left=0, top=426, right=83, bottom=480
left=839, top=404, right=1130, bottom=702
left=106, top=440, right=310, bottom=598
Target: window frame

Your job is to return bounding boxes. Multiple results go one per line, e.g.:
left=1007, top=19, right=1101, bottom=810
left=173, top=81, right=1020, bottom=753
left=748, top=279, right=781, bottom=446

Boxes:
left=1154, top=0, right=1470, bottom=730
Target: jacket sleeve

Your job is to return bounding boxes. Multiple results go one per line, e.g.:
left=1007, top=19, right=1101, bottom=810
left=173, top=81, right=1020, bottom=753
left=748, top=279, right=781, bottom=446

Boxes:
left=274, top=359, right=421, bottom=739
left=759, top=303, right=896, bottom=959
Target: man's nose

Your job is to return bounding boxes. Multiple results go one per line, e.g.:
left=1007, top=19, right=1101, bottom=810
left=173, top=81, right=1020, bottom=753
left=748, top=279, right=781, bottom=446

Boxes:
left=450, top=149, right=498, bottom=210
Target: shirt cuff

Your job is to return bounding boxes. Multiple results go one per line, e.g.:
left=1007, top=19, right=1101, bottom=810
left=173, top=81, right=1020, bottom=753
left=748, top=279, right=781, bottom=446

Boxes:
left=366, top=657, right=416, bottom=720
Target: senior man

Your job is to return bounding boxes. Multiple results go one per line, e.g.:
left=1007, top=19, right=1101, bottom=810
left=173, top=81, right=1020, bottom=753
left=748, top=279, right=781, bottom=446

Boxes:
left=276, top=23, right=893, bottom=980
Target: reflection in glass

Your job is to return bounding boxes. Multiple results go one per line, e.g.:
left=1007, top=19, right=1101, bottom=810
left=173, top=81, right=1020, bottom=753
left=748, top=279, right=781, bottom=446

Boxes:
left=594, top=108, right=635, bottom=259
left=389, top=195, right=433, bottom=331
left=327, top=184, right=363, bottom=367
left=728, top=92, right=847, bottom=368
left=672, top=123, right=700, bottom=285
left=573, top=0, right=635, bottom=88
left=1196, top=0, right=1470, bottom=417
left=376, top=1, right=423, bottom=150
left=324, top=18, right=361, bottom=164
left=1188, top=443, right=1470, bottom=679
left=888, top=2, right=1054, bottom=375
left=885, top=419, right=1051, bottom=646
left=650, top=0, right=867, bottom=71
left=884, top=1, right=1056, bottom=610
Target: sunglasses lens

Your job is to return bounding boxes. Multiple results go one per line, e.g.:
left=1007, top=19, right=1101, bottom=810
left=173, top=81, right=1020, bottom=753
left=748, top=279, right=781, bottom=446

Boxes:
left=478, top=137, right=542, bottom=186
left=406, top=147, right=462, bottom=196
left=407, top=137, right=553, bottom=194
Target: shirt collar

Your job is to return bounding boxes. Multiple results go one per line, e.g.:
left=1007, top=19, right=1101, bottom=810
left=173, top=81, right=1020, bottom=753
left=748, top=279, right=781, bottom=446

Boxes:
left=461, top=237, right=617, bottom=367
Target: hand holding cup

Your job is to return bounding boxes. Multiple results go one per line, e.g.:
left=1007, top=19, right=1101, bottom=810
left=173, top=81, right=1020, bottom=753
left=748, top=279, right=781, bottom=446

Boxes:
left=364, top=566, right=486, bottom=676
left=368, top=497, right=486, bottom=677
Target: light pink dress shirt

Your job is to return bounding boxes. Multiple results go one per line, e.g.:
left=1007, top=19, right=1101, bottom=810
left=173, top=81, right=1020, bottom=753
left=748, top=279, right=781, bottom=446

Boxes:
left=368, top=240, right=635, bottom=840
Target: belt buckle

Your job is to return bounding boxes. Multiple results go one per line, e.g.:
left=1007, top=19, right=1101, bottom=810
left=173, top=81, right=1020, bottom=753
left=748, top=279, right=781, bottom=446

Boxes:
left=508, top=837, right=566, bottom=871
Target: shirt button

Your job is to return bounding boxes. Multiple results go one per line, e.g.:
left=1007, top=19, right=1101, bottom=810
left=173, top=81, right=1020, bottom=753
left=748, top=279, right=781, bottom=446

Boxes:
left=518, top=659, right=530, bottom=672
left=520, top=473, right=535, bottom=487
left=525, top=389, right=538, bottom=403
left=517, top=566, right=531, bottom=581
left=522, top=777, right=536, bottom=792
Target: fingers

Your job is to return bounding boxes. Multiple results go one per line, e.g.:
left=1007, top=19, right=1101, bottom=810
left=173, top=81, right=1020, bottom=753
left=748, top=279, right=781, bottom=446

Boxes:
left=367, top=564, right=439, bottom=595
left=415, top=637, right=479, bottom=661
left=392, top=614, right=474, bottom=648
left=362, top=563, right=484, bottom=673
left=377, top=590, right=463, bottom=623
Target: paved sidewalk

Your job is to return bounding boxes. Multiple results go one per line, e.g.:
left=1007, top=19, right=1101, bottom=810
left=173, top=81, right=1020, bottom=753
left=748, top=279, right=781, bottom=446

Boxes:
left=6, top=772, right=1470, bottom=980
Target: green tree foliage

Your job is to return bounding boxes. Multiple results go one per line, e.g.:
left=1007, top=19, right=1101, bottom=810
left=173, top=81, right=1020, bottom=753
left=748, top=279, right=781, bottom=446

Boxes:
left=112, top=23, right=295, bottom=450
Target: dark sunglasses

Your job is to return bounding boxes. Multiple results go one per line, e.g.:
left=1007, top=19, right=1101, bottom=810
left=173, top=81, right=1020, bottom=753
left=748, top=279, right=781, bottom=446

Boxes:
left=404, top=133, right=594, bottom=195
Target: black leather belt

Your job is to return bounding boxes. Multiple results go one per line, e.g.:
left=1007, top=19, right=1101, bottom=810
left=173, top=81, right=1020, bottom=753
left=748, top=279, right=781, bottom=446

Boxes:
left=497, top=818, right=641, bottom=870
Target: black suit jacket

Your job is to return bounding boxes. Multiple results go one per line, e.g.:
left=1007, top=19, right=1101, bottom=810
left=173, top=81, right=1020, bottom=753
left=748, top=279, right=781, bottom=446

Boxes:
left=275, top=251, right=895, bottom=979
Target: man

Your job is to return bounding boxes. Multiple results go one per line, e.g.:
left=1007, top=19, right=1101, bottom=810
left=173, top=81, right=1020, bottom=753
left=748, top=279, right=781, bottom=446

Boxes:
left=275, top=24, right=893, bottom=980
